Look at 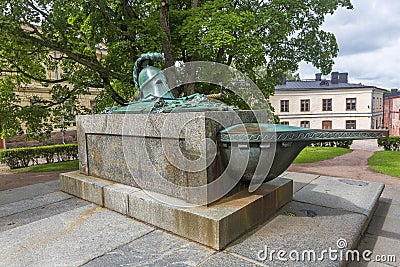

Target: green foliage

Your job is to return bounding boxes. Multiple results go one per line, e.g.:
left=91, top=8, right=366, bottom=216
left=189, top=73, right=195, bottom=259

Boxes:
left=377, top=136, right=400, bottom=151
left=311, top=140, right=353, bottom=149
left=9, top=160, right=78, bottom=173
left=368, top=151, right=400, bottom=178
left=0, top=144, right=78, bottom=169
left=0, top=0, right=353, bottom=138
left=293, top=146, right=351, bottom=164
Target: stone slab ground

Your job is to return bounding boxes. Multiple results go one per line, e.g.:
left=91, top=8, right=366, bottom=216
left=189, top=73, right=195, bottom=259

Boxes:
left=0, top=171, right=396, bottom=266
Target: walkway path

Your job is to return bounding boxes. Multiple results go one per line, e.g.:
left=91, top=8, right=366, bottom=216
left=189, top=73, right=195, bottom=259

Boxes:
left=288, top=140, right=400, bottom=186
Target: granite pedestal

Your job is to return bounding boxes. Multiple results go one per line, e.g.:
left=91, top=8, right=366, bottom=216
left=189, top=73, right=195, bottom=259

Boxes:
left=61, top=171, right=292, bottom=250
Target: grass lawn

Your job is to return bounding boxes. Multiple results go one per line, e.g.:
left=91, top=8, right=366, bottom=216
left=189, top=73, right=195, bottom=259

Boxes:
left=8, top=160, right=79, bottom=173
left=368, top=151, right=400, bottom=178
left=293, top=146, right=352, bottom=164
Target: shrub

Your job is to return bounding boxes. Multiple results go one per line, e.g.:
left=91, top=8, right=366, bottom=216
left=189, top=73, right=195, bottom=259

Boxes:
left=0, top=144, right=78, bottom=169
left=310, top=140, right=353, bottom=149
left=378, top=136, right=400, bottom=151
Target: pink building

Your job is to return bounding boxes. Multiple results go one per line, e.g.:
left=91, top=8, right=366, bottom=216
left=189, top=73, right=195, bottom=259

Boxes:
left=383, top=89, right=400, bottom=136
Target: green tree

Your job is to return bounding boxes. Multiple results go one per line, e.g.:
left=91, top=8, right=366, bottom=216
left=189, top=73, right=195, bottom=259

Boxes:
left=0, top=0, right=352, bottom=139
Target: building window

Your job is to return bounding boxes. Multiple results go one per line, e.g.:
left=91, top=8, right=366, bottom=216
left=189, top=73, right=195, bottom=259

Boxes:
left=300, top=99, right=310, bottom=112
left=300, top=121, right=310, bottom=128
left=280, top=100, right=289, bottom=112
left=322, top=121, right=332, bottom=129
left=281, top=121, right=289, bottom=125
left=346, top=98, right=356, bottom=111
left=346, top=120, right=356, bottom=129
left=322, top=99, right=332, bottom=111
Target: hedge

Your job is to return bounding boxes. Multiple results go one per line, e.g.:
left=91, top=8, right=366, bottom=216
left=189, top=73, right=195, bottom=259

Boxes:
left=310, top=140, right=353, bottom=149
left=378, top=136, right=400, bottom=151
left=0, top=144, right=78, bottom=169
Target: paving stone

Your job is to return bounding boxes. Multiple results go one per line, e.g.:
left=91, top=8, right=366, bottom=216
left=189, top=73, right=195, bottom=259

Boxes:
left=374, top=202, right=400, bottom=219
left=0, top=197, right=89, bottom=232
left=83, top=230, right=213, bottom=267
left=356, top=234, right=399, bottom=267
left=103, top=183, right=140, bottom=215
left=0, top=204, right=154, bottom=267
left=348, top=261, right=394, bottom=267
left=367, top=216, right=400, bottom=239
left=0, top=180, right=60, bottom=205
left=199, top=252, right=265, bottom=267
left=0, top=191, right=73, bottom=218
left=293, top=176, right=384, bottom=216
left=281, top=172, right=319, bottom=193
left=380, top=186, right=400, bottom=206
left=227, top=201, right=367, bottom=267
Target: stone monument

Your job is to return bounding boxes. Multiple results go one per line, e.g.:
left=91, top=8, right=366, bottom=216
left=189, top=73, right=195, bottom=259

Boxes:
left=61, top=53, right=387, bottom=249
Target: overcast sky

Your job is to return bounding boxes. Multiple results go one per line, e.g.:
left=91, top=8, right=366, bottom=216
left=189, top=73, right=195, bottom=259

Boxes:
left=298, top=0, right=400, bottom=90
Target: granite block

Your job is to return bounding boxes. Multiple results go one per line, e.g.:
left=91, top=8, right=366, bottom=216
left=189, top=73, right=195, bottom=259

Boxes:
left=0, top=198, right=89, bottom=232
left=0, top=191, right=72, bottom=218
left=103, top=184, right=140, bottom=215
left=199, top=252, right=263, bottom=267
left=373, top=201, right=400, bottom=219
left=294, top=176, right=384, bottom=217
left=367, top=215, right=400, bottom=238
left=0, top=205, right=154, bottom=267
left=60, top=171, right=114, bottom=205
left=380, top=185, right=400, bottom=205
left=127, top=178, right=292, bottom=250
left=281, top=172, right=320, bottom=193
left=227, top=201, right=367, bottom=267
left=76, top=110, right=268, bottom=205
left=83, top=230, right=214, bottom=267
left=0, top=181, right=60, bottom=205
left=355, top=234, right=399, bottom=267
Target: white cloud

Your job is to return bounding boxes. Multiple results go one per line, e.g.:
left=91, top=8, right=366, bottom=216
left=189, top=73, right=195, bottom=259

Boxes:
left=298, top=0, right=400, bottom=89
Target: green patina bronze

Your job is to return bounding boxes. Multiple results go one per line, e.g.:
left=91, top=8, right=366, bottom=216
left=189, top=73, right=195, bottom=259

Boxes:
left=108, top=52, right=236, bottom=114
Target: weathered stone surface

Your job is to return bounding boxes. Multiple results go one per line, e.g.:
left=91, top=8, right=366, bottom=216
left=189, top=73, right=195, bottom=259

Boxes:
left=199, top=252, right=262, bottom=267
left=0, top=180, right=60, bottom=205
left=61, top=170, right=292, bottom=250
left=281, top=172, right=319, bottom=193
left=0, top=191, right=72, bottom=218
left=294, top=176, right=384, bottom=217
left=367, top=214, right=400, bottom=237
left=0, top=197, right=89, bottom=232
left=127, top=178, right=292, bottom=250
left=60, top=171, right=114, bottom=205
left=380, top=185, right=400, bottom=205
left=227, top=201, right=367, bottom=267
left=355, top=234, right=400, bottom=267
left=373, top=201, right=400, bottom=220
left=83, top=230, right=214, bottom=267
left=103, top=183, right=140, bottom=215
left=0, top=205, right=154, bottom=267
left=76, top=110, right=268, bottom=205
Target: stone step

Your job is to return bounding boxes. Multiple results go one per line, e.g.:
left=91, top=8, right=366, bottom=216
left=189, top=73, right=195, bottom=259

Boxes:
left=0, top=204, right=154, bottom=267
left=60, top=171, right=293, bottom=250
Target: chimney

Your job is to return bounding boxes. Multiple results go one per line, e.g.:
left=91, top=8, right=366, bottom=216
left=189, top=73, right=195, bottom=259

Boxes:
left=282, top=74, right=287, bottom=85
left=339, top=72, right=348, bottom=83
left=315, top=73, right=322, bottom=81
left=331, top=72, right=339, bottom=84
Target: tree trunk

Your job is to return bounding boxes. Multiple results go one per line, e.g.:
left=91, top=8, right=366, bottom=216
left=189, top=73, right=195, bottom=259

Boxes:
left=160, top=0, right=174, bottom=68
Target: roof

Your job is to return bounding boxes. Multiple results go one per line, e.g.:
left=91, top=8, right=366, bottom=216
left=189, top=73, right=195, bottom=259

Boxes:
left=275, top=80, right=375, bottom=91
